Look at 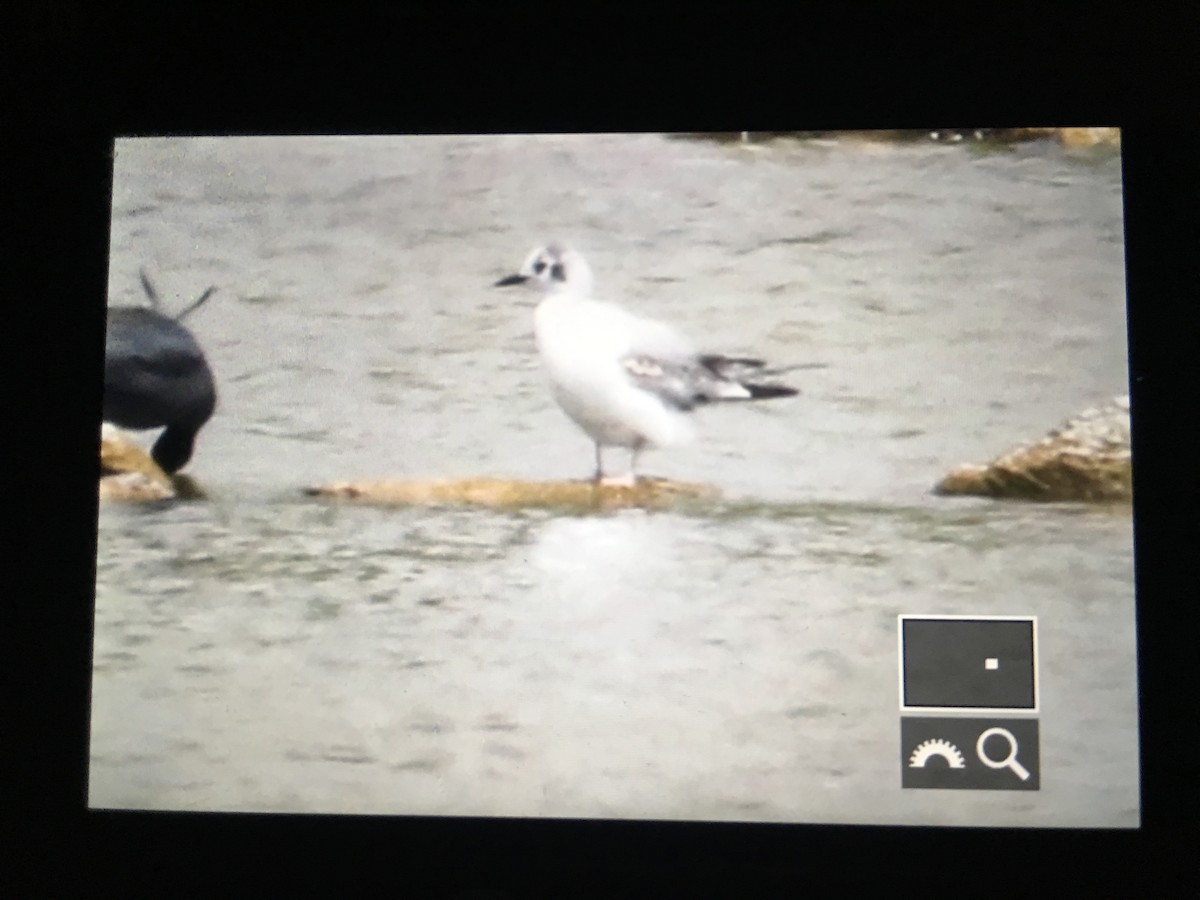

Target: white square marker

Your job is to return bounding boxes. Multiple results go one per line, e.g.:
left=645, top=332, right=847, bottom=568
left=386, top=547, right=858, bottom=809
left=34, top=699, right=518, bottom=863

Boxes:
left=985, top=658, right=1000, bottom=670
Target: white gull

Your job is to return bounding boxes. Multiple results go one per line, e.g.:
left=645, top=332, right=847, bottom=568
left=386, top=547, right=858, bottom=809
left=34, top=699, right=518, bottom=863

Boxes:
left=494, top=242, right=798, bottom=485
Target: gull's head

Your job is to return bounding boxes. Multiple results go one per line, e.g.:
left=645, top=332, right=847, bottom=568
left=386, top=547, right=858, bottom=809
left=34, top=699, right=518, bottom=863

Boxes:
left=493, top=242, right=594, bottom=297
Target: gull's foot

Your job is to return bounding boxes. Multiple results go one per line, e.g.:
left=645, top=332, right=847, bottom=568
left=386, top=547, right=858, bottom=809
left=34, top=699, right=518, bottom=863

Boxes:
left=597, top=473, right=638, bottom=489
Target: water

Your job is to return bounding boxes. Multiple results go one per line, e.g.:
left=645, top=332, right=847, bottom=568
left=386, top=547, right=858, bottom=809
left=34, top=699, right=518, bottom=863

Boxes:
left=91, top=134, right=1136, bottom=827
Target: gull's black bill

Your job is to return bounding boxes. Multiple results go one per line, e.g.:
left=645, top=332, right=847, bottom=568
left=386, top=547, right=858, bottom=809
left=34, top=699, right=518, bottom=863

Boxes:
left=494, top=273, right=528, bottom=287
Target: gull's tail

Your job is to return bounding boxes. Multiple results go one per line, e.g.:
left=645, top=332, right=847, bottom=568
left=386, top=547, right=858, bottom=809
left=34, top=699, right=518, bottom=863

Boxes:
left=743, top=382, right=799, bottom=400
left=699, top=355, right=801, bottom=401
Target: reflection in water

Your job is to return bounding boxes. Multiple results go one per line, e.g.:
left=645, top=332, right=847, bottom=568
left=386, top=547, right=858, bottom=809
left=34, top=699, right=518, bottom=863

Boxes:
left=91, top=134, right=1135, bottom=827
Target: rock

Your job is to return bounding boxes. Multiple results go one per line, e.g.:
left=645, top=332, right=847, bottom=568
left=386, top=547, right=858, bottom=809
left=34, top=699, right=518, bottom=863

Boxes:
left=1056, top=127, right=1121, bottom=148
left=98, top=471, right=176, bottom=502
left=935, top=396, right=1132, bottom=503
left=305, top=476, right=719, bottom=511
left=99, top=425, right=207, bottom=501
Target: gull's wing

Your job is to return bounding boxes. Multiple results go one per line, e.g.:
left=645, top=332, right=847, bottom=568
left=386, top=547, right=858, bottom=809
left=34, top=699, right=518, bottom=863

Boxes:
left=620, top=325, right=799, bottom=409
left=621, top=354, right=752, bottom=410
left=584, top=300, right=799, bottom=409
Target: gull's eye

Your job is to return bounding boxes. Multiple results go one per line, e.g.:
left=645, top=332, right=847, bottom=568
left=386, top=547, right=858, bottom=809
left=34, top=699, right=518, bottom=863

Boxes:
left=532, top=260, right=547, bottom=275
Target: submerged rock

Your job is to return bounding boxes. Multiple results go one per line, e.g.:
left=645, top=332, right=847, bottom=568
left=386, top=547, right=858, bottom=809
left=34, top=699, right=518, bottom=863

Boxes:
left=935, top=396, right=1131, bottom=503
left=99, top=425, right=206, bottom=501
left=305, top=476, right=718, bottom=511
left=98, top=470, right=176, bottom=502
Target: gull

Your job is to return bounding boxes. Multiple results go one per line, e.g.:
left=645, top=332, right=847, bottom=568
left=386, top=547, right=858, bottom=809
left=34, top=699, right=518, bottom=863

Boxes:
left=494, top=242, right=798, bottom=485
left=103, top=270, right=218, bottom=474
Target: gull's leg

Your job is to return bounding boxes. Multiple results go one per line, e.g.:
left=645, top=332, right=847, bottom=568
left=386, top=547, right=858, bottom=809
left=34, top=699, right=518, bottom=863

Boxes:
left=599, top=440, right=641, bottom=488
left=593, top=443, right=604, bottom=484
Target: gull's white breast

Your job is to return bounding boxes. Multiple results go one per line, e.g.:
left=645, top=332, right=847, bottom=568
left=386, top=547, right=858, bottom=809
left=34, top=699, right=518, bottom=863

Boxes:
left=534, top=293, right=696, bottom=449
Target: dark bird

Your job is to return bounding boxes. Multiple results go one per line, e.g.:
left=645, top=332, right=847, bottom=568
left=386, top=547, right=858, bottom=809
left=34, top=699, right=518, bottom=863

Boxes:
left=103, top=270, right=218, bottom=474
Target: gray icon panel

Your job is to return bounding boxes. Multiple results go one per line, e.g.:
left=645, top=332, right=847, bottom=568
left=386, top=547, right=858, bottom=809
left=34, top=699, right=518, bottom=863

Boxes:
left=899, top=615, right=1040, bottom=791
left=901, top=717, right=1039, bottom=790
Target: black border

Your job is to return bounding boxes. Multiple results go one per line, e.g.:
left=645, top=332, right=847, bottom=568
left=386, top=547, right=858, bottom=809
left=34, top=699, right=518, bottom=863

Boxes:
left=8, top=4, right=1197, bottom=896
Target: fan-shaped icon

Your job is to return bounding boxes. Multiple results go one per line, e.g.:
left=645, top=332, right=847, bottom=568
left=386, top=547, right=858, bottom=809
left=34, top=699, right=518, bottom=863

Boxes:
left=909, top=738, right=967, bottom=769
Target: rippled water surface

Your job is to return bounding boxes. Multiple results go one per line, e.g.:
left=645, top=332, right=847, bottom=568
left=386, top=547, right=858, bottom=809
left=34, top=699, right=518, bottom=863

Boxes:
left=91, top=134, right=1136, bottom=827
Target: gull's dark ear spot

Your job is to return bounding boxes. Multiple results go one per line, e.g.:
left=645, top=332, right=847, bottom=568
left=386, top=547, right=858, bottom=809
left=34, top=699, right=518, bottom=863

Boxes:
left=550, top=262, right=566, bottom=281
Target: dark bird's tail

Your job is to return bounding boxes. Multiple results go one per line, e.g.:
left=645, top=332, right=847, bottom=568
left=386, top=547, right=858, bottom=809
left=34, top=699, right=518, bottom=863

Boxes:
left=139, top=269, right=162, bottom=307
left=138, top=268, right=217, bottom=320
left=176, top=286, right=217, bottom=321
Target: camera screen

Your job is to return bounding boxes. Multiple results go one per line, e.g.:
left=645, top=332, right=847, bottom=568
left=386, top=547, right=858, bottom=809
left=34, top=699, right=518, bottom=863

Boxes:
left=91, top=131, right=1136, bottom=828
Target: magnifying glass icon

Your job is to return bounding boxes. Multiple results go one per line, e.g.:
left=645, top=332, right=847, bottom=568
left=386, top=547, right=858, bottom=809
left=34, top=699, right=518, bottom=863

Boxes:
left=976, top=727, right=1031, bottom=781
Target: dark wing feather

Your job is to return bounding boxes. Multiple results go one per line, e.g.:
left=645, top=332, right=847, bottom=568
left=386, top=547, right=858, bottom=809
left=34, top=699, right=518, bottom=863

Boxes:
left=622, top=355, right=710, bottom=410
left=623, top=352, right=799, bottom=408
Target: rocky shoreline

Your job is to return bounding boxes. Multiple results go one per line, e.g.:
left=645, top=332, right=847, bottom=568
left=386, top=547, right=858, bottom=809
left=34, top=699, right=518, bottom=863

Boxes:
left=101, top=395, right=1133, bottom=507
left=679, top=127, right=1120, bottom=149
